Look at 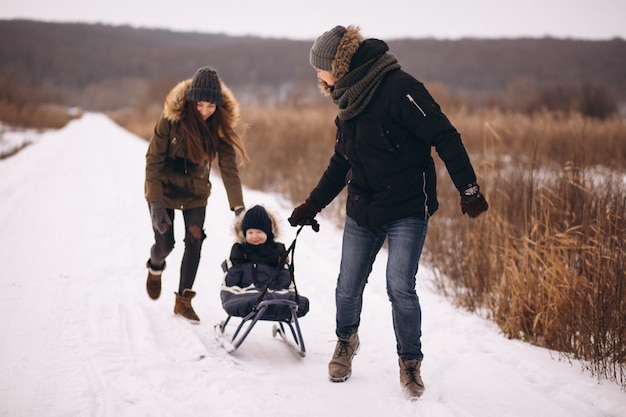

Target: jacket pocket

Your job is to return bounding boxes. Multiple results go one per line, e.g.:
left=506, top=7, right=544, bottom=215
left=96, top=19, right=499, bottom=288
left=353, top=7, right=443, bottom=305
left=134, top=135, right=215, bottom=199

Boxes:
left=191, top=169, right=210, bottom=199
left=346, top=181, right=371, bottom=226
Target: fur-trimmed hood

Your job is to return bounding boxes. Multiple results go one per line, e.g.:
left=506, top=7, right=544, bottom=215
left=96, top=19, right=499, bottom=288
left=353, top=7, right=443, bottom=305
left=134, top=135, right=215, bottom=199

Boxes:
left=232, top=206, right=281, bottom=243
left=318, top=25, right=364, bottom=94
left=162, top=77, right=241, bottom=129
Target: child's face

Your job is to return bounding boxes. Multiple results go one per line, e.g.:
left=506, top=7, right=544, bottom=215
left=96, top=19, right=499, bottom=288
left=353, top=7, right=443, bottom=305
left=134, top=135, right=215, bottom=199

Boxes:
left=245, top=228, right=268, bottom=245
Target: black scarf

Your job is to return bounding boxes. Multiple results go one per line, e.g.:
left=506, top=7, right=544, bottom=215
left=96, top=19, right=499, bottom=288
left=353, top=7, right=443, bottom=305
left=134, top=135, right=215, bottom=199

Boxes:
left=240, top=241, right=280, bottom=266
left=331, top=53, right=400, bottom=121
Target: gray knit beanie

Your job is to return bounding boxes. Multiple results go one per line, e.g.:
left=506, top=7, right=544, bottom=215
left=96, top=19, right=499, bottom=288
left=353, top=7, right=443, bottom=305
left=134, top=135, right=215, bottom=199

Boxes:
left=310, top=25, right=347, bottom=71
left=185, top=67, right=224, bottom=105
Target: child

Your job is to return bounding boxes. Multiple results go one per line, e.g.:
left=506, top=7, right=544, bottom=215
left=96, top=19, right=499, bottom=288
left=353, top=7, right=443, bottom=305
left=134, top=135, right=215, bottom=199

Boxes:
left=220, top=205, right=309, bottom=319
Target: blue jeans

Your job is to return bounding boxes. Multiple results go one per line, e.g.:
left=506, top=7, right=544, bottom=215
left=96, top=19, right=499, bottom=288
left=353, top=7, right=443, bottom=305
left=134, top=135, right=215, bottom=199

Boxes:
left=336, top=215, right=428, bottom=361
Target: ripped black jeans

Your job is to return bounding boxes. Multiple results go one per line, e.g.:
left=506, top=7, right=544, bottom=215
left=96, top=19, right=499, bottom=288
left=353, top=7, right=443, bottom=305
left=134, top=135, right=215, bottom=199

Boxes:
left=149, top=206, right=207, bottom=295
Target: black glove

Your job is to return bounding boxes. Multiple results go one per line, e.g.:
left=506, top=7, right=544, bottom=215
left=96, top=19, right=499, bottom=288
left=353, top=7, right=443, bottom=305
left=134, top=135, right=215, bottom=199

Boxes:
left=288, top=198, right=320, bottom=227
left=234, top=206, right=245, bottom=217
left=149, top=201, right=172, bottom=234
left=460, top=184, right=489, bottom=218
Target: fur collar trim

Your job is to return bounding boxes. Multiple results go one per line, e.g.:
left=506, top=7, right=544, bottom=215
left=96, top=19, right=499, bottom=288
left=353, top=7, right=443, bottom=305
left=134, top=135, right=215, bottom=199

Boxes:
left=162, top=78, right=240, bottom=128
left=318, top=25, right=363, bottom=95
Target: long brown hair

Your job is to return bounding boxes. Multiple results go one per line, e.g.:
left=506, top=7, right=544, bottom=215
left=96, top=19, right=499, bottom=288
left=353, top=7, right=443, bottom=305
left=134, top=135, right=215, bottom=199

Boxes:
left=180, top=102, right=249, bottom=166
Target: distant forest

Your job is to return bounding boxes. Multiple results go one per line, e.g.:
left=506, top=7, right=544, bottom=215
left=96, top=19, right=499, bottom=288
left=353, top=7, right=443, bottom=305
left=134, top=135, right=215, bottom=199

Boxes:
left=1, top=19, right=625, bottom=113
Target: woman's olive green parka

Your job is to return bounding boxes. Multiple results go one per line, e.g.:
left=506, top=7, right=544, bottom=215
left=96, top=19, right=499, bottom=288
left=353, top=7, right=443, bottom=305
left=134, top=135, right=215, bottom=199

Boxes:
left=145, top=78, right=244, bottom=211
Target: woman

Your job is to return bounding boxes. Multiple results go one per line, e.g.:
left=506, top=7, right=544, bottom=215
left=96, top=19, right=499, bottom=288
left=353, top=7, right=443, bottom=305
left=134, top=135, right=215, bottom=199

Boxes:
left=288, top=26, right=488, bottom=399
left=144, top=66, right=249, bottom=322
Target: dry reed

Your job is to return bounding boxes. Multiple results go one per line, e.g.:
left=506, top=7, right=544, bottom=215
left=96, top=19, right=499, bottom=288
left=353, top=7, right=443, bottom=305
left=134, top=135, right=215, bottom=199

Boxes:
left=425, top=109, right=626, bottom=388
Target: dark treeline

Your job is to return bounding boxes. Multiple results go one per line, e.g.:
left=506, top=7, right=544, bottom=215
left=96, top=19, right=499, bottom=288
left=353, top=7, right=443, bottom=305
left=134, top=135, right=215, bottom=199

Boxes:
left=390, top=37, right=626, bottom=93
left=1, top=19, right=625, bottom=113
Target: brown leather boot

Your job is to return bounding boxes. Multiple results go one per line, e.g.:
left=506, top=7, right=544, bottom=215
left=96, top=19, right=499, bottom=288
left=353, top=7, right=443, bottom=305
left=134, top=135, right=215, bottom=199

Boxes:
left=145, top=260, right=165, bottom=300
left=328, top=333, right=360, bottom=382
left=174, top=289, right=200, bottom=322
left=399, top=358, right=425, bottom=400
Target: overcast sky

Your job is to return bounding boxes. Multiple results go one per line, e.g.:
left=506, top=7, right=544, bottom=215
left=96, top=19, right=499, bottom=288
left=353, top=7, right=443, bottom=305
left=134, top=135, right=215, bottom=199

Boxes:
left=1, top=0, right=624, bottom=40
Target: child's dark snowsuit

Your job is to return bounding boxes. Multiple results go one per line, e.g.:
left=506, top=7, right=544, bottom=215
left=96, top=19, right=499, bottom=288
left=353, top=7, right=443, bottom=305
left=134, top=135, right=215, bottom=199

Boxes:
left=219, top=205, right=309, bottom=319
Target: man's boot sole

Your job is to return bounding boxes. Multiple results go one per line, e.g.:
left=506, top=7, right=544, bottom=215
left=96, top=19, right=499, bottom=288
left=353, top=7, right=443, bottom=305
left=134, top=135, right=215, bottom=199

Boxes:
left=329, top=372, right=352, bottom=383
left=328, top=342, right=359, bottom=383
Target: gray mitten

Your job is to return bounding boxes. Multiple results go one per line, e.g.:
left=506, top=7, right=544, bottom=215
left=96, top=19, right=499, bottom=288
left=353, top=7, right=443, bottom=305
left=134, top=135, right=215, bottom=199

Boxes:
left=149, top=201, right=172, bottom=234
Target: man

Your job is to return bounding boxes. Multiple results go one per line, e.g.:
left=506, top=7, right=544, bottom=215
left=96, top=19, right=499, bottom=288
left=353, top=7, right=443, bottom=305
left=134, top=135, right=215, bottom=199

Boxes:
left=288, top=25, right=488, bottom=399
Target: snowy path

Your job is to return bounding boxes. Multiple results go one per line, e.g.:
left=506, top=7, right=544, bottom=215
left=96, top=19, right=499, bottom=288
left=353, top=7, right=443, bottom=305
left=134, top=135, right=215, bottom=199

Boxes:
left=0, top=113, right=624, bottom=417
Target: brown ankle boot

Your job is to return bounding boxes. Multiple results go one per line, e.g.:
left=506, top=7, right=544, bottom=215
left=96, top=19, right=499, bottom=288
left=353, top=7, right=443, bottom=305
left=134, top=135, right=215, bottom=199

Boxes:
left=399, top=358, right=425, bottom=400
left=145, top=260, right=165, bottom=300
left=328, top=333, right=360, bottom=382
left=174, top=289, right=200, bottom=322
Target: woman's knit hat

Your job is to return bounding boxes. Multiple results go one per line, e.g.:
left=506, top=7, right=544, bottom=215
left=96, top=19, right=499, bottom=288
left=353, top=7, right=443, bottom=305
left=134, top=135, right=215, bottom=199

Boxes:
left=241, top=205, right=273, bottom=239
left=185, top=66, right=224, bottom=105
left=309, top=25, right=347, bottom=71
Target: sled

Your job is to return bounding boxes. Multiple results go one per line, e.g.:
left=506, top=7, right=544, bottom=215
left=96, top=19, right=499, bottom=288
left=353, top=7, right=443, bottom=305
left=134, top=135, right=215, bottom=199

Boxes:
left=214, top=222, right=318, bottom=357
left=214, top=298, right=307, bottom=357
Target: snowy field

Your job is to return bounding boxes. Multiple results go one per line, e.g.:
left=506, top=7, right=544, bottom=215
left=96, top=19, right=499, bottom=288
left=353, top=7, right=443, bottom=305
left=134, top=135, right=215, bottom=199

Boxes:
left=0, top=113, right=624, bottom=416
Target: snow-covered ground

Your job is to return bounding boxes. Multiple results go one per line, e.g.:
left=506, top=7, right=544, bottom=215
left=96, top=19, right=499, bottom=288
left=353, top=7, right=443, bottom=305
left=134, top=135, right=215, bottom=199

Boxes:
left=0, top=124, right=50, bottom=157
left=0, top=113, right=624, bottom=416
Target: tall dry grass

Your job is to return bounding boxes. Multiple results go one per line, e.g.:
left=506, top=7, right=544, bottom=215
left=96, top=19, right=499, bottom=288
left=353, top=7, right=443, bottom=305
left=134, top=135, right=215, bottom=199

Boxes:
left=235, top=100, right=350, bottom=219
left=425, top=109, right=626, bottom=388
left=0, top=102, right=80, bottom=130
left=237, top=100, right=337, bottom=201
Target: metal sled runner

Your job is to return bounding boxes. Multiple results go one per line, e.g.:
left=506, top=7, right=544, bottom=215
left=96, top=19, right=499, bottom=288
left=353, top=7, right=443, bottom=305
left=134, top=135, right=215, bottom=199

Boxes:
left=214, top=298, right=307, bottom=357
left=214, top=222, right=318, bottom=357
